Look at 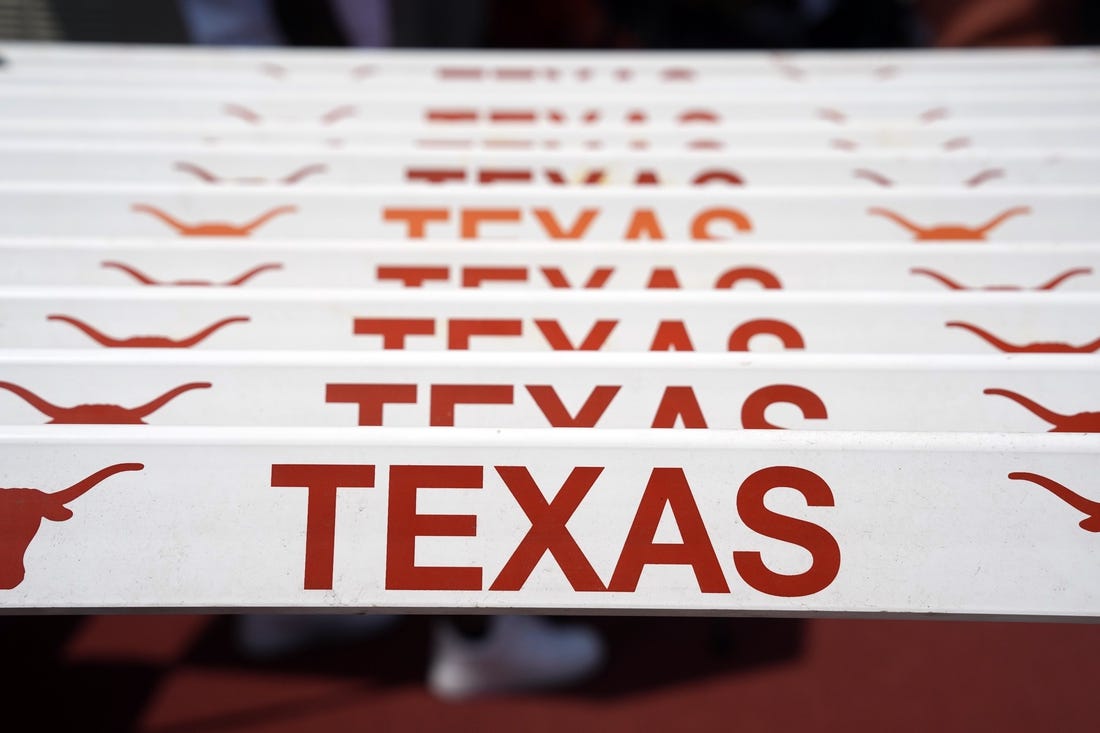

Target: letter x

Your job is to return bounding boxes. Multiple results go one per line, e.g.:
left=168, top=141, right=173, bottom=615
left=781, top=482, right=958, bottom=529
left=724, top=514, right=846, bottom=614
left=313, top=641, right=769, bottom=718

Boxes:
left=490, top=466, right=606, bottom=591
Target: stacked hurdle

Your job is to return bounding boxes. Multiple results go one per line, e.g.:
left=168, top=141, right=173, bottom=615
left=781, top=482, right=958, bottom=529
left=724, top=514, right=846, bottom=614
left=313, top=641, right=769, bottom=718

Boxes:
left=0, top=43, right=1097, bottom=617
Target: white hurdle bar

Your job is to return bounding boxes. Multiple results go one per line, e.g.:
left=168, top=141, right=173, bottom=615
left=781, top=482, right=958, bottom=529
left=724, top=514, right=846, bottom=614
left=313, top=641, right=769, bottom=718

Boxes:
left=0, top=427, right=1096, bottom=617
left=0, top=187, right=1092, bottom=241
left=0, top=351, right=1095, bottom=432
left=3, top=87, right=1099, bottom=124
left=3, top=241, right=1097, bottom=291
left=1, top=289, right=1097, bottom=354
left=4, top=119, right=1098, bottom=151
left=0, top=144, right=1096, bottom=188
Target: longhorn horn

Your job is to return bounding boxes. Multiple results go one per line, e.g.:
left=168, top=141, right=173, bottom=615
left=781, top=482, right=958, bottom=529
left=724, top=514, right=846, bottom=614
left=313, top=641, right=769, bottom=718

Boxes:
left=983, top=388, right=1069, bottom=427
left=49, top=463, right=144, bottom=506
left=129, top=382, right=212, bottom=418
left=909, top=268, right=966, bottom=290
left=867, top=207, right=924, bottom=235
left=47, top=314, right=123, bottom=346
left=173, top=162, right=221, bottom=183
left=1038, top=267, right=1093, bottom=291
left=225, top=263, right=282, bottom=286
left=239, top=206, right=297, bottom=233
left=0, top=381, right=67, bottom=418
left=1008, top=472, right=1100, bottom=531
left=945, top=321, right=1021, bottom=352
left=101, top=261, right=159, bottom=285
left=281, top=164, right=327, bottom=184
left=175, top=317, right=250, bottom=347
left=974, top=206, right=1031, bottom=235
left=131, top=203, right=191, bottom=233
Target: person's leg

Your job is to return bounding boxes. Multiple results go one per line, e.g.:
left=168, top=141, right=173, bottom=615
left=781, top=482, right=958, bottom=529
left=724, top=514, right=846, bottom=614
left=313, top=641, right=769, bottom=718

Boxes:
left=235, top=613, right=399, bottom=659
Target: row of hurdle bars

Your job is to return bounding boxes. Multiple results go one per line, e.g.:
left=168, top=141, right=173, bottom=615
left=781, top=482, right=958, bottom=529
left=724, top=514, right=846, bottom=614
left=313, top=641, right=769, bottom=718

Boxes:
left=0, top=42, right=1097, bottom=618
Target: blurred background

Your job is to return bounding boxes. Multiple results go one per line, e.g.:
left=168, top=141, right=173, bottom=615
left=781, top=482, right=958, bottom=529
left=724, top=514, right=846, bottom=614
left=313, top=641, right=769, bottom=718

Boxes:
left=0, top=0, right=1097, bottom=48
left=2, top=1, right=1100, bottom=731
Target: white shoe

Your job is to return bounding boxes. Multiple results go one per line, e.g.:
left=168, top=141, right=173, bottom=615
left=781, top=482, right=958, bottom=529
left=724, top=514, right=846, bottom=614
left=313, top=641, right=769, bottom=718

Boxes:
left=427, top=615, right=606, bottom=701
left=235, top=613, right=400, bottom=659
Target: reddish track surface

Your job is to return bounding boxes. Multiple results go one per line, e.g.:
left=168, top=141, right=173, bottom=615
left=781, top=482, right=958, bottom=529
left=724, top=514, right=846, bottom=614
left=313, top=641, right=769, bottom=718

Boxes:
left=3, top=614, right=1099, bottom=731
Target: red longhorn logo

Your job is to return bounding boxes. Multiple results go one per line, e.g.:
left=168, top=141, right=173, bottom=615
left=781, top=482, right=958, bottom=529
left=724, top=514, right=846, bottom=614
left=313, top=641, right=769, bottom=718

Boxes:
left=1008, top=472, right=1100, bottom=532
left=868, top=207, right=1031, bottom=241
left=946, top=321, right=1100, bottom=353
left=821, top=108, right=973, bottom=152
left=101, top=261, right=282, bottom=287
left=48, top=315, right=249, bottom=348
left=174, top=162, right=327, bottom=185
left=983, top=389, right=1100, bottom=432
left=0, top=463, right=143, bottom=589
left=909, top=267, right=1092, bottom=291
left=854, top=168, right=1004, bottom=188
left=0, top=381, right=211, bottom=424
left=223, top=103, right=358, bottom=125
left=131, top=204, right=297, bottom=237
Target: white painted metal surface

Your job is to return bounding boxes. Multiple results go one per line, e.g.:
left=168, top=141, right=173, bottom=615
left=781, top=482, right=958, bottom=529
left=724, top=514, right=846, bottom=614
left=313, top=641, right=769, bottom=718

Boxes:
left=0, top=427, right=1095, bottom=618
left=3, top=87, right=1098, bottom=123
left=0, top=187, right=1088, bottom=241
left=1, top=42, right=1097, bottom=618
left=4, top=119, right=1096, bottom=151
left=0, top=351, right=1094, bottom=433
left=1, top=289, right=1097, bottom=354
left=3, top=241, right=1097, bottom=291
left=0, top=144, right=1095, bottom=187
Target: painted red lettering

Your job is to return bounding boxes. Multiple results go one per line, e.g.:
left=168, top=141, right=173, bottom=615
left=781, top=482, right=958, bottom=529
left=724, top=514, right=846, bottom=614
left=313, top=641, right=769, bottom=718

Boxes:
left=526, top=385, right=620, bottom=427
left=651, top=386, right=708, bottom=428
left=385, top=465, right=482, bottom=591
left=624, top=209, right=665, bottom=240
left=353, top=318, right=436, bottom=349
left=532, top=208, right=599, bottom=239
left=692, top=208, right=753, bottom=240
left=534, top=320, right=617, bottom=351
left=650, top=320, right=695, bottom=351
left=447, top=319, right=523, bottom=349
left=539, top=266, right=613, bottom=289
left=741, top=385, right=828, bottom=430
left=406, top=168, right=467, bottom=184
left=728, top=319, right=805, bottom=352
left=270, top=464, right=376, bottom=590
left=325, top=383, right=418, bottom=425
left=490, top=466, right=606, bottom=591
left=461, top=267, right=528, bottom=287
left=609, top=467, right=730, bottom=593
left=376, top=266, right=450, bottom=287
left=733, top=467, right=840, bottom=597
left=383, top=207, right=449, bottom=238
left=478, top=169, right=534, bottom=184
left=461, top=208, right=521, bottom=238
left=430, top=384, right=514, bottom=426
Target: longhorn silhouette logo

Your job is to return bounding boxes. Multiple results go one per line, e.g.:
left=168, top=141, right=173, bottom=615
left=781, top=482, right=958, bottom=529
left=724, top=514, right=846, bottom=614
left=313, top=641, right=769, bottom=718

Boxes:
left=819, top=108, right=970, bottom=151
left=0, top=463, right=144, bottom=589
left=946, top=322, right=1100, bottom=353
left=854, top=168, right=1004, bottom=188
left=1008, top=472, right=1100, bottom=532
left=869, top=207, right=1031, bottom=241
left=0, top=381, right=211, bottom=424
left=48, top=315, right=250, bottom=348
left=223, top=103, right=357, bottom=126
left=101, top=261, right=282, bottom=287
left=131, top=204, right=297, bottom=237
left=174, top=162, right=327, bottom=185
left=910, top=267, right=1092, bottom=291
left=983, top=389, right=1099, bottom=432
